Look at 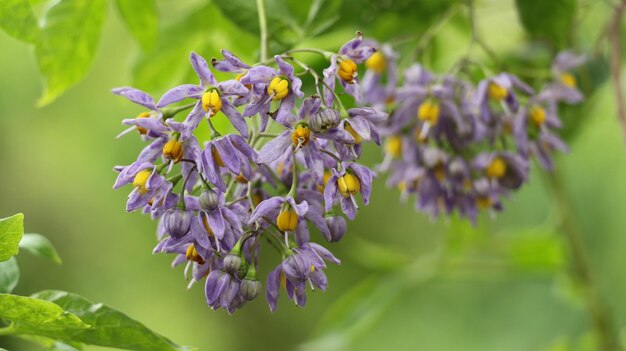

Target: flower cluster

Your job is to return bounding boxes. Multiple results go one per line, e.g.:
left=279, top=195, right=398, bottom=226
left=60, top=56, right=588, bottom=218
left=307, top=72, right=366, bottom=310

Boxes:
left=113, top=34, right=383, bottom=312
left=363, top=47, right=585, bottom=223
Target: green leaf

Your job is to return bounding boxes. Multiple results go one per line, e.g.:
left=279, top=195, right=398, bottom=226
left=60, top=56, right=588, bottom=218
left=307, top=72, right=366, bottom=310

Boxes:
left=514, top=0, right=577, bottom=49
left=0, top=0, right=40, bottom=43
left=18, top=335, right=84, bottom=351
left=31, top=290, right=194, bottom=351
left=0, top=293, right=90, bottom=336
left=0, top=257, right=19, bottom=293
left=0, top=213, right=24, bottom=262
left=212, top=0, right=303, bottom=44
left=115, top=0, right=158, bottom=51
left=19, top=233, right=63, bottom=265
left=35, top=0, right=108, bottom=106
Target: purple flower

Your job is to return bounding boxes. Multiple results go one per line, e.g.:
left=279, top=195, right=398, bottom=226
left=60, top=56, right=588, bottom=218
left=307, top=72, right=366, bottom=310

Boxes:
left=198, top=134, right=258, bottom=191
left=266, top=243, right=339, bottom=312
left=113, top=162, right=167, bottom=212
left=157, top=52, right=250, bottom=137
left=112, top=87, right=168, bottom=139
left=323, top=33, right=377, bottom=106
left=240, top=56, right=304, bottom=126
left=323, top=163, right=374, bottom=220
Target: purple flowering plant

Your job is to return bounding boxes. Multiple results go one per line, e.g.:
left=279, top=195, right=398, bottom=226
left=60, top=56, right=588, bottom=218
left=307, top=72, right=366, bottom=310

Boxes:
left=111, top=3, right=590, bottom=315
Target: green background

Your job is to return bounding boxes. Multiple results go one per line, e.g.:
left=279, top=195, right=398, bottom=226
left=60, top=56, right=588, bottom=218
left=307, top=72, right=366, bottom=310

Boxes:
left=1, top=0, right=625, bottom=350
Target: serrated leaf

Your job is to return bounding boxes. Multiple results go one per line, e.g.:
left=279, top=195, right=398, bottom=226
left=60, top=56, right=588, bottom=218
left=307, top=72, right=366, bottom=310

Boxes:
left=0, top=0, right=40, bottom=43
left=0, top=293, right=90, bottom=336
left=515, top=0, right=577, bottom=49
left=0, top=257, right=19, bottom=293
left=19, top=233, right=63, bottom=265
left=31, top=290, right=195, bottom=351
left=115, top=0, right=158, bottom=51
left=0, top=213, right=24, bottom=262
left=35, top=0, right=108, bottom=106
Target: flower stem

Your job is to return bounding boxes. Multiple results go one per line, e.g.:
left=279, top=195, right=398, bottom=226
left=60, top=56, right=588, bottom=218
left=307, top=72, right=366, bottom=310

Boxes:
left=256, top=0, right=268, bottom=62
left=545, top=170, right=621, bottom=351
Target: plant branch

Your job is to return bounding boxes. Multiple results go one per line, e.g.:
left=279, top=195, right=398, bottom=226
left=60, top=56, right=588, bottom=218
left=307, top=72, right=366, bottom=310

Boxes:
left=607, top=0, right=626, bottom=154
left=256, top=0, right=269, bottom=62
left=545, top=171, right=621, bottom=351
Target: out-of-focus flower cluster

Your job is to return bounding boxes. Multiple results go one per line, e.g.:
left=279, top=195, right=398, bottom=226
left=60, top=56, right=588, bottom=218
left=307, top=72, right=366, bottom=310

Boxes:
left=113, top=34, right=383, bottom=313
left=362, top=45, right=585, bottom=223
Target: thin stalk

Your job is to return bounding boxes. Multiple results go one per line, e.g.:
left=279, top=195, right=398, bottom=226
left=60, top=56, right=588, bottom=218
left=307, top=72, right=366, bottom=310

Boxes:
left=607, top=0, right=626, bottom=154
left=545, top=171, right=621, bottom=351
left=256, top=0, right=269, bottom=62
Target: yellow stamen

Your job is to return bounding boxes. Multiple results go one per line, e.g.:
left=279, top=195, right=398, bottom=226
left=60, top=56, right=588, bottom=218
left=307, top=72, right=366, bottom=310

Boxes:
left=201, top=90, right=222, bottom=115
left=476, top=196, right=492, bottom=209
left=268, top=77, right=289, bottom=100
left=365, top=52, right=385, bottom=73
left=486, top=157, right=507, bottom=179
left=560, top=73, right=576, bottom=88
left=235, top=173, right=248, bottom=183
left=317, top=171, right=333, bottom=193
left=291, top=124, right=311, bottom=146
left=417, top=100, right=440, bottom=125
left=201, top=213, right=214, bottom=237
left=434, top=164, right=446, bottom=182
left=186, top=244, right=205, bottom=264
left=133, top=170, right=152, bottom=194
left=338, top=59, right=358, bottom=83
left=385, top=136, right=402, bottom=157
left=136, top=112, right=150, bottom=135
left=163, top=139, right=184, bottom=163
left=338, top=173, right=361, bottom=197
left=529, top=105, right=546, bottom=126
left=276, top=208, right=298, bottom=232
left=345, top=123, right=362, bottom=144
left=488, top=82, right=508, bottom=101
left=211, top=146, right=225, bottom=167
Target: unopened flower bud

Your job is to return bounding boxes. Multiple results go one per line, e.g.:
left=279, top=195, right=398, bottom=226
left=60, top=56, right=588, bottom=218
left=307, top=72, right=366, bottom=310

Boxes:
left=326, top=215, right=347, bottom=242
left=268, top=77, right=289, bottom=100
left=240, top=279, right=261, bottom=301
left=310, top=109, right=340, bottom=133
left=163, top=208, right=192, bottom=239
left=223, top=254, right=242, bottom=275
left=276, top=208, right=298, bottom=232
left=202, top=90, right=222, bottom=115
left=338, top=173, right=361, bottom=197
left=338, top=59, right=358, bottom=83
left=199, top=189, right=219, bottom=211
left=291, top=124, right=311, bottom=147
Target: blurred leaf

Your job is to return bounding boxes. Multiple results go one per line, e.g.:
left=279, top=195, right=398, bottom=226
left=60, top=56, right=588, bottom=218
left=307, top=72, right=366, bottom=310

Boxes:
left=348, top=237, right=411, bottom=270
left=18, top=335, right=84, bottom=351
left=133, top=3, right=256, bottom=92
left=0, top=257, right=19, bottom=293
left=514, top=0, right=577, bottom=49
left=0, top=213, right=24, bottom=262
left=115, top=0, right=158, bottom=51
left=284, top=0, right=342, bottom=37
left=504, top=227, right=565, bottom=273
left=19, top=233, right=63, bottom=265
left=302, top=254, right=439, bottom=351
left=35, top=0, right=108, bottom=106
left=0, top=293, right=89, bottom=335
left=31, top=290, right=195, bottom=351
left=0, top=0, right=39, bottom=43
left=212, top=0, right=303, bottom=44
